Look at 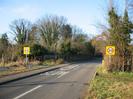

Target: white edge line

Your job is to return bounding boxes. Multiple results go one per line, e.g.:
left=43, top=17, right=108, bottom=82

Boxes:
left=13, top=85, right=42, bottom=99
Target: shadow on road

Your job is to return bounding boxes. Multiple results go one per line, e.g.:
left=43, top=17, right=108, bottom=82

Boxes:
left=0, top=81, right=79, bottom=88
left=67, top=57, right=102, bottom=64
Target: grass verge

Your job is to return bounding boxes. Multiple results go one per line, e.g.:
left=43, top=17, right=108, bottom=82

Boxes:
left=86, top=66, right=133, bottom=99
left=0, top=59, right=64, bottom=77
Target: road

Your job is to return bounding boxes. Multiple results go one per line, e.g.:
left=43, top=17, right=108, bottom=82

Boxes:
left=0, top=60, right=101, bottom=99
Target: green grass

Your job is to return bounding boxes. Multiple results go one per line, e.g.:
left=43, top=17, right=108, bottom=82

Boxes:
left=87, top=66, right=133, bottom=99
left=0, top=59, right=64, bottom=77
left=42, top=58, right=64, bottom=66
left=0, top=65, right=45, bottom=77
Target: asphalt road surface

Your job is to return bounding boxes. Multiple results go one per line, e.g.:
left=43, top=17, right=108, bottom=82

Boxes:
left=0, top=60, right=101, bottom=99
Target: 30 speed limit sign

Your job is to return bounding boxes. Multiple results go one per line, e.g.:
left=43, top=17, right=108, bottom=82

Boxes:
left=106, top=46, right=115, bottom=55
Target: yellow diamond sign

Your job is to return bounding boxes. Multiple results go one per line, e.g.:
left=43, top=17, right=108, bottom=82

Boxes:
left=23, top=47, right=30, bottom=55
left=106, top=46, right=115, bottom=55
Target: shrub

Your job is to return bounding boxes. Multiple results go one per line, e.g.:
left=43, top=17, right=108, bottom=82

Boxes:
left=56, top=58, right=64, bottom=64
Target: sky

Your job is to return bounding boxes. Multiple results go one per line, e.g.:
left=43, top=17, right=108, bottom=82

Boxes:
left=0, top=0, right=125, bottom=38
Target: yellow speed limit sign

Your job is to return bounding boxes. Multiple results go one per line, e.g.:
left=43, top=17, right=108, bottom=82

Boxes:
left=106, top=46, right=115, bottom=55
left=23, top=47, right=30, bottom=55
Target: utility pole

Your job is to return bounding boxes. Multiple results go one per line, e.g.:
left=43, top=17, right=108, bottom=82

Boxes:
left=26, top=32, right=28, bottom=43
left=125, top=0, right=128, bottom=11
left=109, top=0, right=113, bottom=11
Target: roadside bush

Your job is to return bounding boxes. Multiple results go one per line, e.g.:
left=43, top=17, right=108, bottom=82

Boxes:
left=30, top=61, right=42, bottom=66
left=56, top=58, right=64, bottom=64
left=42, top=58, right=64, bottom=66
left=30, top=44, right=49, bottom=58
left=43, top=59, right=55, bottom=66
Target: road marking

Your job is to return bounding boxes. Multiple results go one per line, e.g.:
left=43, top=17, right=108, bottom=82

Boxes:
left=60, top=65, right=79, bottom=71
left=57, top=72, right=69, bottom=78
left=13, top=85, right=42, bottom=99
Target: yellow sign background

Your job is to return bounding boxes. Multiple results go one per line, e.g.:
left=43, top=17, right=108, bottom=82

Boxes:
left=23, top=47, right=30, bottom=55
left=106, top=46, right=115, bottom=55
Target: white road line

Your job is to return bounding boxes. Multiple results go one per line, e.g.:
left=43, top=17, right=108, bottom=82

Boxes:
left=57, top=72, right=69, bottom=78
left=13, top=85, right=42, bottom=99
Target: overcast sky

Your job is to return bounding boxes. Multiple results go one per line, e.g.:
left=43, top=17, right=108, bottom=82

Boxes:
left=0, top=0, right=125, bottom=38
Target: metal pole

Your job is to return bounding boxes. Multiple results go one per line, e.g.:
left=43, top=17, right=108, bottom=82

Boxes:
left=109, top=55, right=111, bottom=65
left=26, top=54, right=28, bottom=68
left=26, top=54, right=27, bottom=66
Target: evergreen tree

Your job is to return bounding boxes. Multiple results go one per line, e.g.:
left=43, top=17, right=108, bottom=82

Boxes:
left=107, top=7, right=132, bottom=72
left=121, top=10, right=132, bottom=71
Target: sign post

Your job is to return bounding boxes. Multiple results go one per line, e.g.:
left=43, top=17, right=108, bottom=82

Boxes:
left=106, top=46, right=115, bottom=66
left=23, top=47, right=30, bottom=68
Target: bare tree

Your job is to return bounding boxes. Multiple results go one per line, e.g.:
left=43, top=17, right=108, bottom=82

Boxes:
left=10, top=19, right=32, bottom=45
left=37, top=15, right=66, bottom=51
